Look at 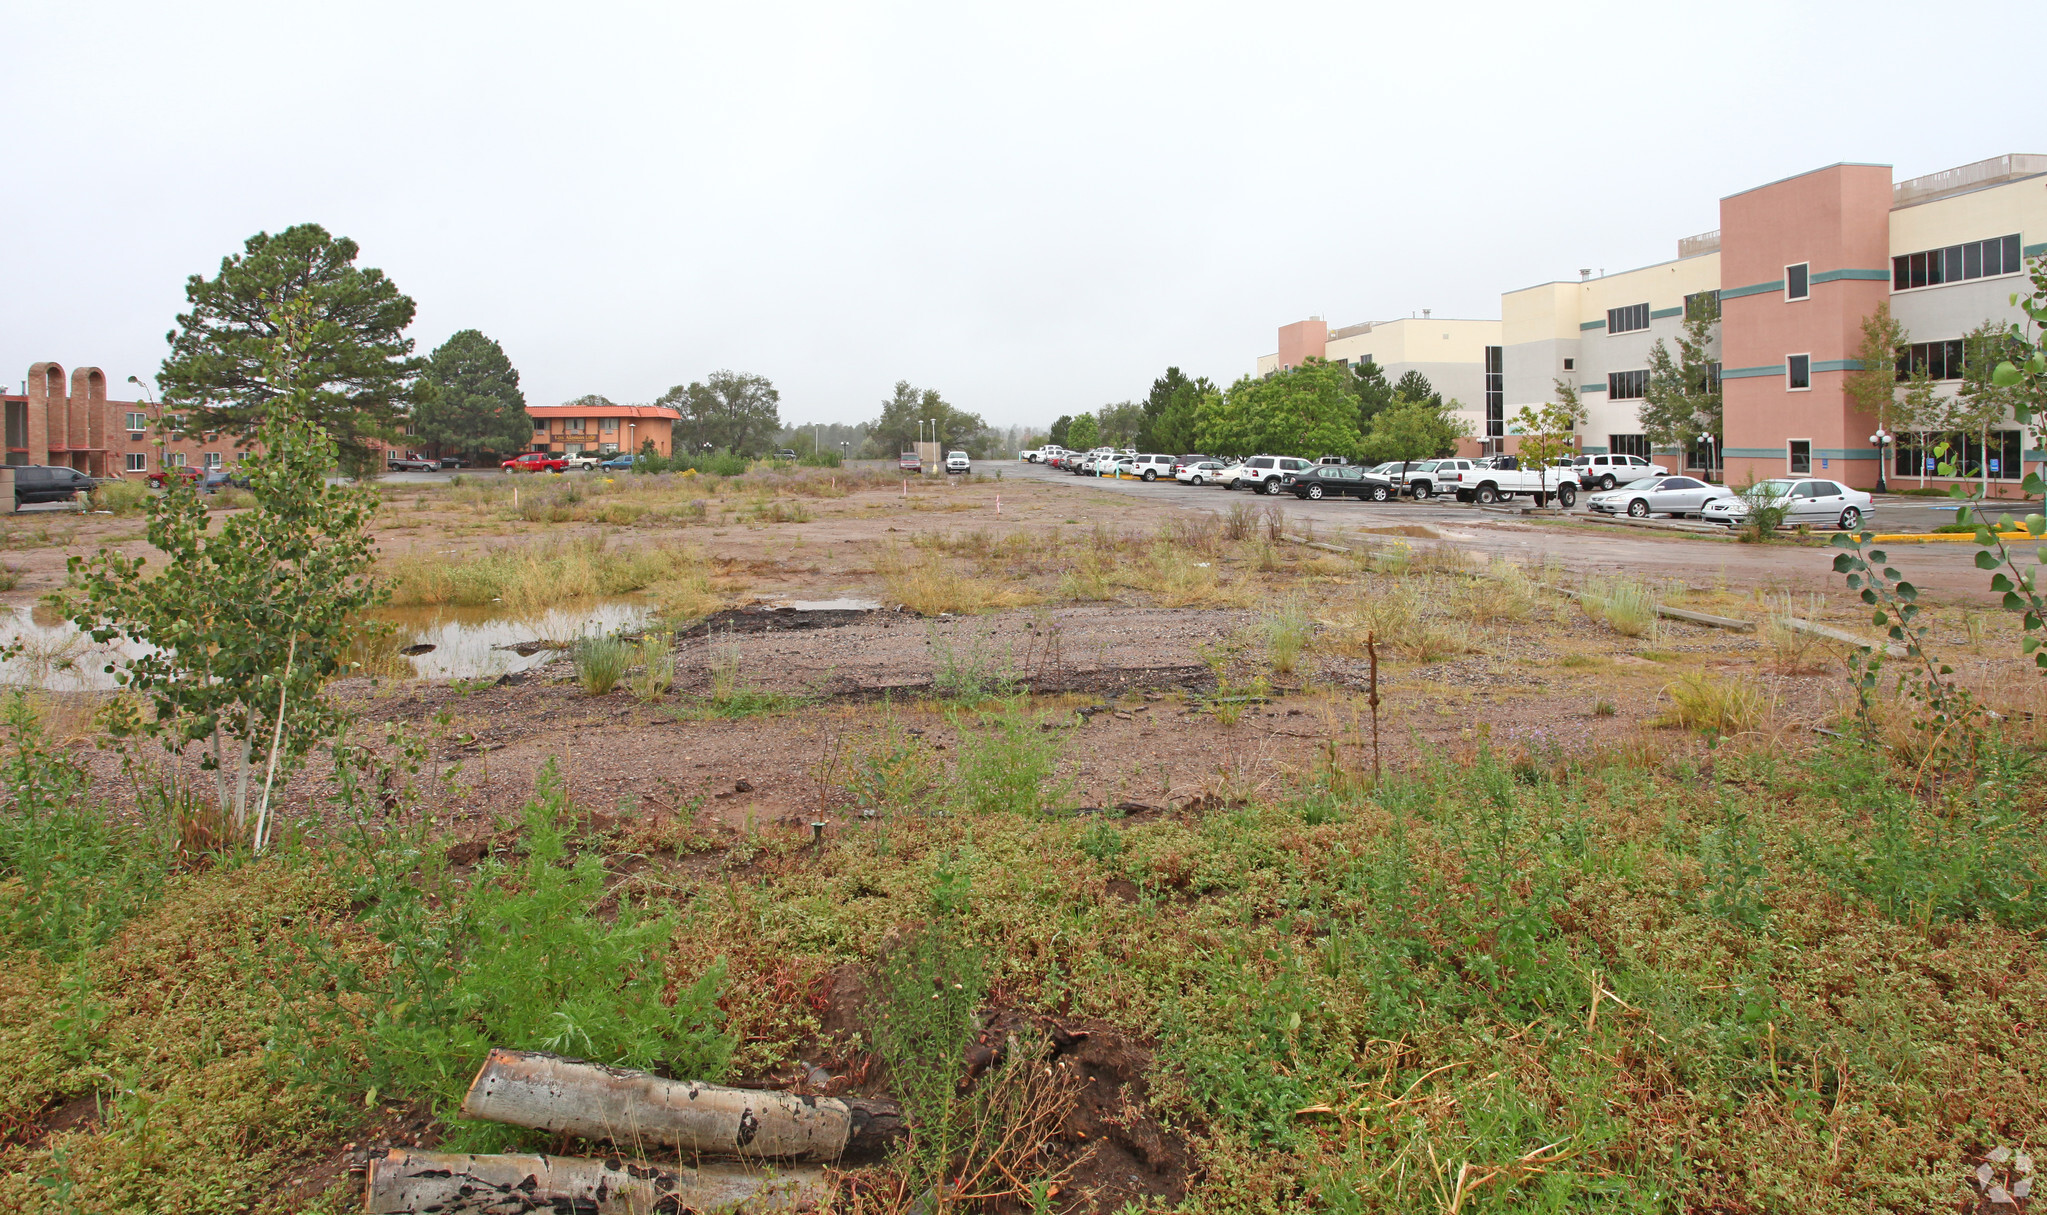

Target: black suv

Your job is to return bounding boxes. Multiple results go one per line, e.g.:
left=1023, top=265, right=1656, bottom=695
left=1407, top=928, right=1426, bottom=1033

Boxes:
left=12, top=464, right=96, bottom=507
left=1283, top=465, right=1397, bottom=502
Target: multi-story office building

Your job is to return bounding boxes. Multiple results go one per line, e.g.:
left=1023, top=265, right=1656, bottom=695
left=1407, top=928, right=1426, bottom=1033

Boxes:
left=1260, top=153, right=2047, bottom=494
left=1259, top=315, right=1502, bottom=443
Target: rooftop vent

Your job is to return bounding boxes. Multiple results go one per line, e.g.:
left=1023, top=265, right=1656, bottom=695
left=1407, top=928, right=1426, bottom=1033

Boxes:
left=1893, top=154, right=2047, bottom=208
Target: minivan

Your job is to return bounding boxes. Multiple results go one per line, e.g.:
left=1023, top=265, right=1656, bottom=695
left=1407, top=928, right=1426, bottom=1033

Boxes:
left=12, top=464, right=96, bottom=508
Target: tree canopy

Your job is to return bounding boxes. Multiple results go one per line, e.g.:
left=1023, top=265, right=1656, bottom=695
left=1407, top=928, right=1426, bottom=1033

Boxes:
left=1391, top=370, right=1442, bottom=409
left=415, top=330, right=530, bottom=463
left=864, top=382, right=990, bottom=457
left=1141, top=367, right=1217, bottom=453
left=1640, top=292, right=1721, bottom=455
left=1197, top=359, right=1361, bottom=459
left=158, top=223, right=426, bottom=478
left=657, top=371, right=781, bottom=456
left=1063, top=413, right=1100, bottom=449
left=1047, top=415, right=1073, bottom=448
left=1358, top=395, right=1473, bottom=463
left=1353, top=360, right=1396, bottom=431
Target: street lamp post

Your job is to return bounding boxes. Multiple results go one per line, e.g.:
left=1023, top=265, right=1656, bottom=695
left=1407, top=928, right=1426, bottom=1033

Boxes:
left=1700, top=434, right=1716, bottom=482
left=1870, top=428, right=1894, bottom=494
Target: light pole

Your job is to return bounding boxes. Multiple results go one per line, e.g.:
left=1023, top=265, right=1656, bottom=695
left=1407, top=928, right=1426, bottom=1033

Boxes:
left=1699, top=434, right=1715, bottom=482
left=1870, top=428, right=1893, bottom=494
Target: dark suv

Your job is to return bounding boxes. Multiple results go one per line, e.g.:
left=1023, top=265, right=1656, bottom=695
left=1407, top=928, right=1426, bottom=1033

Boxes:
left=12, top=465, right=97, bottom=508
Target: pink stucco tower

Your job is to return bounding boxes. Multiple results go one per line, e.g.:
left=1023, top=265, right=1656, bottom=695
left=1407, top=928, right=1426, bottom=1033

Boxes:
left=1275, top=318, right=1328, bottom=371
left=1718, top=163, right=1895, bottom=488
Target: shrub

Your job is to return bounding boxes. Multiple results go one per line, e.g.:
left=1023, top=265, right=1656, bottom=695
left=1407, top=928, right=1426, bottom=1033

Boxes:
left=798, top=450, right=842, bottom=468
left=89, top=479, right=148, bottom=515
left=384, top=539, right=712, bottom=612
left=1656, top=671, right=1770, bottom=734
left=571, top=633, right=630, bottom=695
left=1264, top=599, right=1312, bottom=675
left=951, top=699, right=1063, bottom=816
left=316, top=762, right=731, bottom=1137
left=1582, top=576, right=1658, bottom=638
left=872, top=861, right=985, bottom=1187
left=629, top=632, right=674, bottom=703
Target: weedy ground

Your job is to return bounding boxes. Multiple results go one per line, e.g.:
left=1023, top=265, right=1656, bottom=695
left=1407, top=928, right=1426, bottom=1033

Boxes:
left=1, top=466, right=2043, bottom=1212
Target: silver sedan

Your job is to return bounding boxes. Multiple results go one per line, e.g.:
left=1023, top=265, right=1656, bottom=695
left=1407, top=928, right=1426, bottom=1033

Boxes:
left=1585, top=475, right=1726, bottom=519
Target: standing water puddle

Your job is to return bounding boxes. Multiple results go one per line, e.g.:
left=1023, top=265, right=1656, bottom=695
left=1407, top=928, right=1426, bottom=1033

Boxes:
left=0, top=599, right=656, bottom=689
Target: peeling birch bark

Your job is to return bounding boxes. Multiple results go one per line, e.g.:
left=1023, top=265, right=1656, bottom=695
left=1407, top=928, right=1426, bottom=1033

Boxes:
left=460, top=1049, right=905, bottom=1162
left=363, top=1148, right=825, bottom=1213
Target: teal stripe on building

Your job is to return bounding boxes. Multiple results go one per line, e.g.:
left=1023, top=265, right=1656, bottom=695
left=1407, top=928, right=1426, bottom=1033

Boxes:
left=1812, top=359, right=1865, bottom=373
left=1649, top=306, right=1683, bottom=320
left=1810, top=268, right=1890, bottom=284
left=1580, top=319, right=1607, bottom=331
left=1720, top=364, right=1785, bottom=379
left=1720, top=280, right=1783, bottom=300
left=2025, top=243, right=2047, bottom=259
left=1721, top=448, right=1781, bottom=458
left=1579, top=383, right=1607, bottom=393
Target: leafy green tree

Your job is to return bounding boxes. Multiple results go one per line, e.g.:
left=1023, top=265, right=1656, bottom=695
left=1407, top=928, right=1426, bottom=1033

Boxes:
left=1064, top=413, right=1100, bottom=449
left=1359, top=395, right=1473, bottom=463
left=72, top=301, right=383, bottom=850
left=158, top=223, right=427, bottom=478
left=1392, top=370, right=1442, bottom=410
left=1640, top=292, right=1721, bottom=460
left=415, top=330, right=530, bottom=463
left=1198, top=360, right=1361, bottom=459
left=1047, top=415, right=1072, bottom=448
left=658, top=371, right=781, bottom=456
left=1353, top=360, right=1396, bottom=430
left=1095, top=401, right=1146, bottom=447
left=1952, top=320, right=2028, bottom=494
left=1506, top=379, right=1589, bottom=500
left=864, top=381, right=991, bottom=457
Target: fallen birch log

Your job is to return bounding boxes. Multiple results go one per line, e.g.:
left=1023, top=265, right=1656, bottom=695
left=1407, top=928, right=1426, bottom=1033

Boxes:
left=364, top=1148, right=825, bottom=1214
left=461, top=1049, right=905, bottom=1162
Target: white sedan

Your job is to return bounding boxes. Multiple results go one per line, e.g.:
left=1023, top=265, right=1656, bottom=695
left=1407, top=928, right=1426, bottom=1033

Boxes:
left=1176, top=460, right=1227, bottom=485
left=1586, top=474, right=1726, bottom=519
left=1700, top=478, right=1873, bottom=531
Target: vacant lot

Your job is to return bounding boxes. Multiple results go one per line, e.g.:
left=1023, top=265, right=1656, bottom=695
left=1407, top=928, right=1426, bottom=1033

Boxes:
left=1, top=463, right=2041, bottom=1212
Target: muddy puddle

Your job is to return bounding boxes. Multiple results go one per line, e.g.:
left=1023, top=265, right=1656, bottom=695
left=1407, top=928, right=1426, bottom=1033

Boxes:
left=0, top=600, right=659, bottom=689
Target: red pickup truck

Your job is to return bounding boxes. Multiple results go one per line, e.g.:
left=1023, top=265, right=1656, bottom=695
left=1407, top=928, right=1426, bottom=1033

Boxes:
left=502, top=453, right=569, bottom=473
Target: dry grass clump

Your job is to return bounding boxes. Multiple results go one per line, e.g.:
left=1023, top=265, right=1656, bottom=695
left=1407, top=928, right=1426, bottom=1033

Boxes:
left=1457, top=560, right=1539, bottom=626
left=89, top=479, right=150, bottom=515
left=1318, top=581, right=1474, bottom=662
left=1761, top=593, right=1833, bottom=674
left=878, top=546, right=1038, bottom=615
left=1118, top=542, right=1242, bottom=607
left=1656, top=671, right=1772, bottom=734
left=384, top=539, right=715, bottom=613
left=1221, top=502, right=1258, bottom=542
left=1582, top=575, right=1659, bottom=639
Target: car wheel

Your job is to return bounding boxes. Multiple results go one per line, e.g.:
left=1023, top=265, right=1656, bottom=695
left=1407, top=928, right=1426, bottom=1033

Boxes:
left=1476, top=486, right=1499, bottom=505
left=1600, top=474, right=1617, bottom=490
left=1412, top=483, right=1431, bottom=500
left=1262, top=478, right=1284, bottom=495
left=1191, top=475, right=1205, bottom=486
left=1839, top=506, right=1862, bottom=531
left=1556, top=485, right=1576, bottom=508
left=1305, top=484, right=1323, bottom=499
left=1369, top=485, right=1389, bottom=502
left=1627, top=499, right=1649, bottom=518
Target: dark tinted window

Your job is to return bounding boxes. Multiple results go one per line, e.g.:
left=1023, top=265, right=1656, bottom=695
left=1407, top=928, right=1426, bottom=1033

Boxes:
left=1786, top=263, right=1809, bottom=300
left=1787, top=355, right=1811, bottom=389
left=1607, top=303, right=1650, bottom=333
left=1895, top=234, right=2022, bottom=288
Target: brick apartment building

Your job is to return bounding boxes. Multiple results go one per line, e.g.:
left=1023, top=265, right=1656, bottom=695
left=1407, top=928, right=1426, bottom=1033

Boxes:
left=525, top=402, right=682, bottom=459
left=1261, top=153, right=2047, bottom=494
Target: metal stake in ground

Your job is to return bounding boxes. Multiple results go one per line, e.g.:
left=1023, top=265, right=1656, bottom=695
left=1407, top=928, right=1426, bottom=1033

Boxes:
left=1366, top=631, right=1381, bottom=783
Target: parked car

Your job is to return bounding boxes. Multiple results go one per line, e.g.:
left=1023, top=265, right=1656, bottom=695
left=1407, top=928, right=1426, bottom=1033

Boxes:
left=899, top=450, right=922, bottom=472
left=595, top=453, right=634, bottom=471
left=438, top=457, right=465, bottom=469
left=1315, top=455, right=1351, bottom=466
left=200, top=469, right=252, bottom=493
left=1701, top=479, right=1872, bottom=531
left=503, top=453, right=569, bottom=473
left=1586, top=475, right=1724, bottom=518
left=1122, top=453, right=1177, bottom=481
left=1445, top=462, right=1581, bottom=507
left=14, top=464, right=97, bottom=507
left=1227, top=455, right=1315, bottom=494
left=146, top=466, right=203, bottom=489
left=1569, top=452, right=1666, bottom=490
left=775, top=449, right=798, bottom=461
left=561, top=453, right=603, bottom=471
left=1176, top=460, right=1227, bottom=485
left=945, top=450, right=971, bottom=474
left=1283, top=465, right=1397, bottom=501
left=386, top=455, right=438, bottom=472
left=1414, top=457, right=1479, bottom=499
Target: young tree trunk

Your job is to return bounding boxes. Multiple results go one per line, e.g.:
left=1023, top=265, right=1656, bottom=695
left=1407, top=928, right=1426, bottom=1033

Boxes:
left=460, top=1049, right=905, bottom=1162
left=363, top=1148, right=826, bottom=1213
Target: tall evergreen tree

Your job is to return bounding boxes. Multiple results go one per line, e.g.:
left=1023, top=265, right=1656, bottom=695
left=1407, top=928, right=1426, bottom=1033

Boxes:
left=158, top=223, right=427, bottom=478
left=1353, top=360, right=1396, bottom=430
left=1391, top=370, right=1442, bottom=410
left=416, top=330, right=530, bottom=463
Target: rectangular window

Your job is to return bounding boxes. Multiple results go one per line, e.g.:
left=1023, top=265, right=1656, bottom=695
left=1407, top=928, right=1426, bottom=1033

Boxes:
left=534, top=419, right=547, bottom=433
left=1896, top=339, right=1966, bottom=381
left=566, top=418, right=586, bottom=433
left=1562, top=357, right=1575, bottom=371
left=1789, top=440, right=1812, bottom=474
left=1607, top=369, right=1649, bottom=400
left=1483, top=346, right=1504, bottom=438
left=204, top=452, right=223, bottom=469
left=1607, top=303, right=1650, bottom=334
left=1897, top=430, right=2024, bottom=479
left=1706, top=361, right=1722, bottom=393
left=602, top=417, right=619, bottom=432
left=125, top=412, right=147, bottom=434
left=1608, top=434, right=1652, bottom=459
left=1786, top=263, right=1810, bottom=300
left=5, top=401, right=26, bottom=450
left=125, top=453, right=147, bottom=473
left=169, top=452, right=186, bottom=468
left=1894, top=233, right=2024, bottom=289
left=1787, top=354, right=1811, bottom=390
left=1683, top=290, right=1721, bottom=321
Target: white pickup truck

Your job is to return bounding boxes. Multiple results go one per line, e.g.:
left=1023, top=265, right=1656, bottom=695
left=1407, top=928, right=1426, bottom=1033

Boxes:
left=561, top=452, right=604, bottom=471
left=1442, top=457, right=1581, bottom=507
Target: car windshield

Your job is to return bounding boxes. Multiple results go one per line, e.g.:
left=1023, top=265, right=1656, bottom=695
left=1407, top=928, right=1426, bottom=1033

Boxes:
left=1747, top=480, right=1797, bottom=497
left=1616, top=477, right=1662, bottom=491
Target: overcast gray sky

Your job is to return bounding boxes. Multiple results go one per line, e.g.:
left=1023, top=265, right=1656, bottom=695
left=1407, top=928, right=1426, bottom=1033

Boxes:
left=3, top=1, right=2037, bottom=428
